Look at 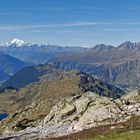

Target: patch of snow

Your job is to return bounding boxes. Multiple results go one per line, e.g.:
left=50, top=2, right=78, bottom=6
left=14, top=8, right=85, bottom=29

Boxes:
left=5, top=38, right=25, bottom=47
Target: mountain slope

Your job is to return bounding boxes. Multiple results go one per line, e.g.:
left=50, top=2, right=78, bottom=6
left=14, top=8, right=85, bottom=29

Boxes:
left=0, top=67, right=125, bottom=134
left=0, top=69, right=9, bottom=82
left=1, top=64, right=124, bottom=99
left=48, top=41, right=140, bottom=90
left=0, top=52, right=33, bottom=82
left=0, top=88, right=139, bottom=139
left=1, top=64, right=61, bottom=89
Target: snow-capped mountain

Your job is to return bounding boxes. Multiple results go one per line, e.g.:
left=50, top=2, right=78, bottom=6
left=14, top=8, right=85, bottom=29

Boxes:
left=8, top=38, right=25, bottom=46
left=1, top=38, right=48, bottom=48
left=2, top=38, right=26, bottom=47
left=0, top=39, right=87, bottom=64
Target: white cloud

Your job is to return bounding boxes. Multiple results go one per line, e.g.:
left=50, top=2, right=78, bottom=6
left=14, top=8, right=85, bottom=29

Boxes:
left=0, top=22, right=140, bottom=31
left=0, top=22, right=113, bottom=31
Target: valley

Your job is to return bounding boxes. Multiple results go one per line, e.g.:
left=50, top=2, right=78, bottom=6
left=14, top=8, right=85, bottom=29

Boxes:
left=0, top=40, right=140, bottom=139
left=1, top=0, right=140, bottom=139
left=48, top=42, right=140, bottom=90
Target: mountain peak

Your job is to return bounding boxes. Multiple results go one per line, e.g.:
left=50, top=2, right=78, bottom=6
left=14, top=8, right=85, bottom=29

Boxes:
left=9, top=38, right=25, bottom=47
left=2, top=39, right=48, bottom=48
left=118, top=41, right=138, bottom=50
left=90, top=44, right=115, bottom=52
left=4, top=38, right=26, bottom=47
left=10, top=38, right=24, bottom=44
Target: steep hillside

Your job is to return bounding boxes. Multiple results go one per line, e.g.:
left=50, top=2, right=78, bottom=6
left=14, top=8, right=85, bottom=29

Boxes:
left=48, top=41, right=140, bottom=90
left=1, top=64, right=60, bottom=89
left=0, top=89, right=139, bottom=139
left=0, top=69, right=9, bottom=82
left=0, top=68, right=124, bottom=136
left=1, top=64, right=124, bottom=98
left=0, top=52, right=33, bottom=82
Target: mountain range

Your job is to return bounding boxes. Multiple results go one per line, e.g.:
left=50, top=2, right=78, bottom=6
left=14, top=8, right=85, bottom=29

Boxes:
left=1, top=40, right=140, bottom=90
left=0, top=40, right=140, bottom=139
left=0, top=52, right=33, bottom=82
left=0, top=66, right=139, bottom=139
left=0, top=64, right=124, bottom=98
left=48, top=41, right=140, bottom=90
left=0, top=64, right=126, bottom=136
left=0, top=39, right=87, bottom=83
left=0, top=39, right=87, bottom=64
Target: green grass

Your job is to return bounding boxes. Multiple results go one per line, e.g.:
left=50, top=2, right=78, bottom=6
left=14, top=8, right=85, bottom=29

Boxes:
left=83, top=130, right=140, bottom=140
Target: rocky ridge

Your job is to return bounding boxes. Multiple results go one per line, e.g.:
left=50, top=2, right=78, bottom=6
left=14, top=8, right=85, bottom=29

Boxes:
left=0, top=89, right=139, bottom=139
left=48, top=41, right=140, bottom=90
left=0, top=68, right=125, bottom=139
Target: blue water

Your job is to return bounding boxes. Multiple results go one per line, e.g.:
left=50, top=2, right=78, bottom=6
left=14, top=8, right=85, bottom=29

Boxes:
left=0, top=113, right=8, bottom=121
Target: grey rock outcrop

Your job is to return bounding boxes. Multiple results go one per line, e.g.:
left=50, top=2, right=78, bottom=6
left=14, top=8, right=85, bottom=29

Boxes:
left=1, top=90, right=140, bottom=139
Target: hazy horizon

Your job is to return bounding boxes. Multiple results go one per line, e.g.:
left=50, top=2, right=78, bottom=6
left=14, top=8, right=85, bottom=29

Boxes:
left=0, top=0, right=140, bottom=46
left=1, top=38, right=140, bottom=48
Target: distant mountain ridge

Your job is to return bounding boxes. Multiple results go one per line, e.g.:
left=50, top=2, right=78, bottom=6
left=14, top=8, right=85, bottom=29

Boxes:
left=1, top=64, right=61, bottom=89
left=0, top=52, right=33, bottom=82
left=3, top=38, right=25, bottom=47
left=48, top=41, right=140, bottom=90
left=1, top=39, right=140, bottom=89
left=0, top=40, right=139, bottom=139
left=0, top=64, right=124, bottom=99
left=0, top=39, right=88, bottom=64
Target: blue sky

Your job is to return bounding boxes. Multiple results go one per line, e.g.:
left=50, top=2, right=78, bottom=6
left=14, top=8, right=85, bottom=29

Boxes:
left=0, top=0, right=140, bottom=46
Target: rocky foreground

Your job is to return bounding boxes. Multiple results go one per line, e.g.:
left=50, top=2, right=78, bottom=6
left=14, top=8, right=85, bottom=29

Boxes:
left=0, top=89, right=140, bottom=140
